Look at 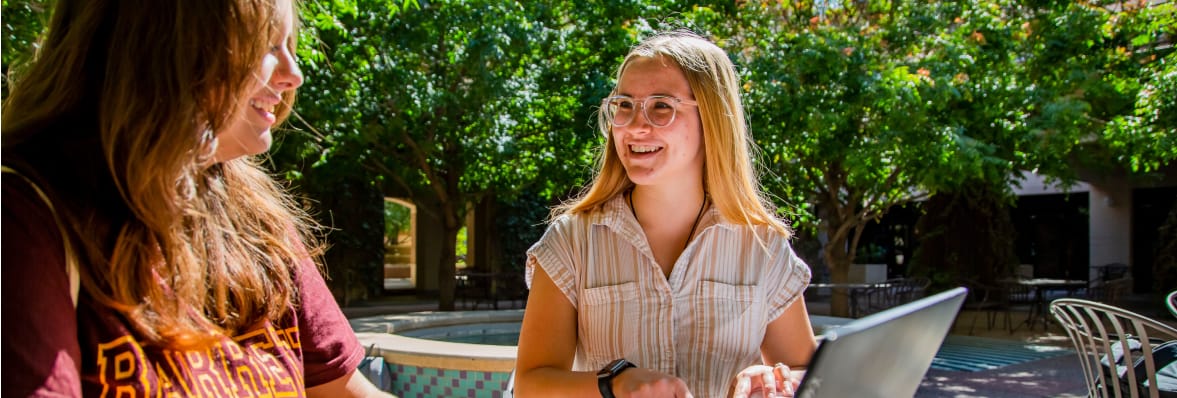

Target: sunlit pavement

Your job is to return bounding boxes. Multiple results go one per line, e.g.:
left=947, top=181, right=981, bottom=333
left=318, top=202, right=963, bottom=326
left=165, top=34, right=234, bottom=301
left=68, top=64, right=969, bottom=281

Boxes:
left=918, top=353, right=1086, bottom=397
left=915, top=309, right=1086, bottom=397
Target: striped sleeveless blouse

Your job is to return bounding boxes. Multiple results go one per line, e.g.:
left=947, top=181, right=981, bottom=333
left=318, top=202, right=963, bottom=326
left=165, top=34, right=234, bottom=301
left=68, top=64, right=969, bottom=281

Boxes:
left=525, top=194, right=811, bottom=397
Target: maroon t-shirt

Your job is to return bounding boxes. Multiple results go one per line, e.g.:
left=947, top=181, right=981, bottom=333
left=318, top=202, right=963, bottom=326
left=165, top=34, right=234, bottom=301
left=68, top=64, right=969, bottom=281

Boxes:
left=2, top=175, right=364, bottom=397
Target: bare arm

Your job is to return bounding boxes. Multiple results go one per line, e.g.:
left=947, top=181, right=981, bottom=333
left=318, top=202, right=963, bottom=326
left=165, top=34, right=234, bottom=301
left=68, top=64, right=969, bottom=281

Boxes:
left=512, top=265, right=599, bottom=397
left=514, top=265, right=691, bottom=397
left=760, top=298, right=818, bottom=367
left=306, top=369, right=396, bottom=398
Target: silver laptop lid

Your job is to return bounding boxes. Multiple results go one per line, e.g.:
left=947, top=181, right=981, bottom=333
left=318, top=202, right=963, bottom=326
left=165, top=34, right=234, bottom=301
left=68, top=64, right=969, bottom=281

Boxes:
left=796, top=287, right=967, bottom=398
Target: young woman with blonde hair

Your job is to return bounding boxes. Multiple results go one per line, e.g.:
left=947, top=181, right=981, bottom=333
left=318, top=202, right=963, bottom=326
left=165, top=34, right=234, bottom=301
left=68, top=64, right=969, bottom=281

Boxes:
left=514, top=30, right=817, bottom=397
left=1, top=0, right=388, bottom=396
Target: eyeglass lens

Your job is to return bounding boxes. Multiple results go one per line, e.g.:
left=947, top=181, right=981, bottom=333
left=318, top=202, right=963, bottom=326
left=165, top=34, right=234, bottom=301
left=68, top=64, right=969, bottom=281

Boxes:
left=605, top=97, right=680, bottom=127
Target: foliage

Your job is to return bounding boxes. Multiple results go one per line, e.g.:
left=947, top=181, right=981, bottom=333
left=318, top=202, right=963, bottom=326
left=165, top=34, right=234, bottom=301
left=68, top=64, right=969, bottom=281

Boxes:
left=285, top=0, right=652, bottom=308
left=383, top=200, right=412, bottom=244
left=909, top=182, right=1019, bottom=287
left=1022, top=1, right=1176, bottom=178
left=721, top=1, right=956, bottom=315
left=493, top=187, right=553, bottom=274
left=3, top=0, right=1171, bottom=309
left=1, top=0, right=50, bottom=96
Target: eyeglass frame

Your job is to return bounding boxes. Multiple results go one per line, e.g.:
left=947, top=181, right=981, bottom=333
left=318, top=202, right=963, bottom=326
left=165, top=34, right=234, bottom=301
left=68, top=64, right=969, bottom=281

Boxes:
left=600, top=95, right=699, bottom=128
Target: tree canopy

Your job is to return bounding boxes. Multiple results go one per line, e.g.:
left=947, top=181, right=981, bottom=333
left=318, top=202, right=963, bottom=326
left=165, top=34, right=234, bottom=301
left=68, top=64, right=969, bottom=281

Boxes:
left=3, top=0, right=1171, bottom=311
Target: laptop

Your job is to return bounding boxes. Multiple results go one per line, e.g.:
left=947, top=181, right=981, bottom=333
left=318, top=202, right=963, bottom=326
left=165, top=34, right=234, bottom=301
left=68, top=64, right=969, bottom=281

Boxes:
left=795, top=286, right=968, bottom=398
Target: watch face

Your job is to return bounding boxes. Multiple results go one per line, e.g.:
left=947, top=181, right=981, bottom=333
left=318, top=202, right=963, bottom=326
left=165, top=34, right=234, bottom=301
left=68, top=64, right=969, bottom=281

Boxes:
left=600, top=358, right=630, bottom=378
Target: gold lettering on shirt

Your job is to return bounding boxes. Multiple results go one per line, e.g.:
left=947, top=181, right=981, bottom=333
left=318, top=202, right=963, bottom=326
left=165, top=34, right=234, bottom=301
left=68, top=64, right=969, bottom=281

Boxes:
left=94, top=323, right=303, bottom=397
left=96, top=336, right=154, bottom=396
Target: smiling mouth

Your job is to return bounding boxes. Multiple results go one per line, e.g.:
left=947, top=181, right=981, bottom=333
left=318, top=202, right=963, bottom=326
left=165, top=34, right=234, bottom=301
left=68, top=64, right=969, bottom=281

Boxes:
left=630, top=145, right=663, bottom=154
left=249, top=99, right=275, bottom=114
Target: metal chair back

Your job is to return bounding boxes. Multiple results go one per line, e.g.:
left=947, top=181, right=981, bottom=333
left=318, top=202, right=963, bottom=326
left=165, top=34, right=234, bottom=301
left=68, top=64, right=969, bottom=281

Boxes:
left=1051, top=298, right=1177, bottom=398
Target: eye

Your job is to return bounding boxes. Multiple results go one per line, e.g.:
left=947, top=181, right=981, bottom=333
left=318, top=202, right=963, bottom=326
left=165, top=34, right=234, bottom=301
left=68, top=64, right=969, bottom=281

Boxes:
left=615, top=99, right=635, bottom=110
left=651, top=99, right=675, bottom=110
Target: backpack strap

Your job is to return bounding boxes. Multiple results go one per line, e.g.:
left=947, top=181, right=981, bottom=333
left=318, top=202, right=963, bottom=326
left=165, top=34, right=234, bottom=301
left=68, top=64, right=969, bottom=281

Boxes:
left=1, top=165, right=80, bottom=307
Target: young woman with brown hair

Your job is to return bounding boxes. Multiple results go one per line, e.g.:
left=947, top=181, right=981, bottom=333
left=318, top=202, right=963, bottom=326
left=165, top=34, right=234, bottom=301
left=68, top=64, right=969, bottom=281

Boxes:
left=1, top=0, right=389, bottom=396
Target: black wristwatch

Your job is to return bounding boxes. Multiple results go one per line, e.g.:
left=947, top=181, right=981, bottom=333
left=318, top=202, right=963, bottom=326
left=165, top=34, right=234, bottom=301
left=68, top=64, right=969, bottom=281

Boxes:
left=596, top=358, right=636, bottom=398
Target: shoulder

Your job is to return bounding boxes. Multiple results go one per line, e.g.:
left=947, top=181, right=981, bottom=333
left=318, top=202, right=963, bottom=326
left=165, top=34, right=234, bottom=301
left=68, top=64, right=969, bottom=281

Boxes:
left=3, top=168, right=56, bottom=229
left=545, top=205, right=612, bottom=234
left=708, top=217, right=791, bottom=245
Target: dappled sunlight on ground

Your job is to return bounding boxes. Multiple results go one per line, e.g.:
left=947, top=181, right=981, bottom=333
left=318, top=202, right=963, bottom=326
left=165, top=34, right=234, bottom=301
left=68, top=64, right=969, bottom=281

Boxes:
left=918, top=353, right=1087, bottom=397
left=914, top=310, right=1088, bottom=397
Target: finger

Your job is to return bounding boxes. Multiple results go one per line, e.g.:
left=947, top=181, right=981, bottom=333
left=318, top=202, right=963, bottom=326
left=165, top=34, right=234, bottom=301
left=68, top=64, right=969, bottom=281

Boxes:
left=773, top=363, right=790, bottom=391
left=760, top=368, right=778, bottom=395
left=773, top=363, right=789, bottom=376
left=733, top=374, right=751, bottom=398
left=676, top=378, right=694, bottom=398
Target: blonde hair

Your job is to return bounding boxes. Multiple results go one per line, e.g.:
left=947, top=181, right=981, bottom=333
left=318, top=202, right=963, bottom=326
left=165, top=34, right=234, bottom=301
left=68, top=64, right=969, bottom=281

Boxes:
left=557, top=30, right=790, bottom=237
left=2, top=0, right=315, bottom=347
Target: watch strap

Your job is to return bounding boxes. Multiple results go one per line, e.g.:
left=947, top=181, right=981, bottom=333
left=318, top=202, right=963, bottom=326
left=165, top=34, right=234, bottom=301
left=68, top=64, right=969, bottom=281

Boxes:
left=597, top=359, right=635, bottom=398
left=597, top=375, right=616, bottom=398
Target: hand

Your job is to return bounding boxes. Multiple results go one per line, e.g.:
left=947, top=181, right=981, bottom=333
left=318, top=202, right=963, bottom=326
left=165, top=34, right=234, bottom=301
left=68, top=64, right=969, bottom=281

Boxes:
left=612, top=367, right=694, bottom=398
left=731, top=363, right=796, bottom=398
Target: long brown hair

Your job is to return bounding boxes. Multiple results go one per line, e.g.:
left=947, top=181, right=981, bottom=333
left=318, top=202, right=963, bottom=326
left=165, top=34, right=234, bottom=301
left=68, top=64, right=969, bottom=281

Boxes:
left=2, top=0, right=317, bottom=347
left=558, top=30, right=790, bottom=238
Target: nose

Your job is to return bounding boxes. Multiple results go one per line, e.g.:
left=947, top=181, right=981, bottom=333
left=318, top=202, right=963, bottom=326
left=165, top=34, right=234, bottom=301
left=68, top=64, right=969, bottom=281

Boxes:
left=273, top=49, right=304, bottom=91
left=630, top=103, right=654, bottom=131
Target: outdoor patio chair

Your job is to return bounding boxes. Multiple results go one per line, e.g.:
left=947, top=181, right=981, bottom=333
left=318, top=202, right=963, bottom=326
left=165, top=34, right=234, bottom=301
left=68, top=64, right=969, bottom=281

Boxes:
left=1089, top=276, right=1135, bottom=306
left=960, top=279, right=1019, bottom=334
left=1050, top=298, right=1177, bottom=398
left=493, top=272, right=529, bottom=309
left=857, top=277, right=931, bottom=317
left=455, top=270, right=497, bottom=310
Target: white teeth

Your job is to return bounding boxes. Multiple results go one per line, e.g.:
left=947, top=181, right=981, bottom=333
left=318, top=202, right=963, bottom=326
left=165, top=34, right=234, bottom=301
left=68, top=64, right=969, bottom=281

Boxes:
left=249, top=99, right=275, bottom=113
left=631, top=145, right=661, bottom=153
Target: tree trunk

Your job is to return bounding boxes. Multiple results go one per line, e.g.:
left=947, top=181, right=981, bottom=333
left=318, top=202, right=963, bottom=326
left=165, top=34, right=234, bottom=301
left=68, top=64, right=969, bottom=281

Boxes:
left=823, top=235, right=854, bottom=317
left=818, top=192, right=864, bottom=318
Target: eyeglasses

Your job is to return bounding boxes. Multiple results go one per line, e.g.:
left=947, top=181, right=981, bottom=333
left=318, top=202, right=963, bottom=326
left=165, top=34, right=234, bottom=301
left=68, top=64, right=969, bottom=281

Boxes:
left=601, top=95, right=699, bottom=128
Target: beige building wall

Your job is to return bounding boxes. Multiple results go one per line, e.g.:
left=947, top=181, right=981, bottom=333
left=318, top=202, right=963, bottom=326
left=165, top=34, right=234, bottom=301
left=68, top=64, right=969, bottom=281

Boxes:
left=1087, top=184, right=1132, bottom=280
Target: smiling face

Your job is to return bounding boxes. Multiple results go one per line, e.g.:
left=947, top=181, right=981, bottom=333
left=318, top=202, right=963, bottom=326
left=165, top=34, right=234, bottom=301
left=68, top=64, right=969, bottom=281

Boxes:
left=611, top=56, right=704, bottom=188
left=212, top=0, right=303, bottom=163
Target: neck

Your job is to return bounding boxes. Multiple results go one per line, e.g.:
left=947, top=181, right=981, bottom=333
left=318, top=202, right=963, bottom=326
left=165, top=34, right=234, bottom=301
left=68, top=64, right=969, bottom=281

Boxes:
left=630, top=183, right=706, bottom=224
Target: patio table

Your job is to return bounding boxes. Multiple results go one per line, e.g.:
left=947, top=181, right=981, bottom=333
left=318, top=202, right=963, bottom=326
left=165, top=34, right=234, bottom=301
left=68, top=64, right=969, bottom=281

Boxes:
left=1007, top=278, right=1087, bottom=331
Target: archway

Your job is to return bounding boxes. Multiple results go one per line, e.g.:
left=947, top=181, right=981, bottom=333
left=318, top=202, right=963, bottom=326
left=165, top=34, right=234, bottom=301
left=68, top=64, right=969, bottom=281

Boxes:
left=383, top=197, right=416, bottom=291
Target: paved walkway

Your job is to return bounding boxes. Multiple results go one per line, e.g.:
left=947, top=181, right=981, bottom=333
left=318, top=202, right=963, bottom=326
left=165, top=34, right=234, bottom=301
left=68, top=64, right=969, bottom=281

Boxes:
left=919, top=353, right=1086, bottom=397
left=915, top=310, right=1087, bottom=397
left=344, top=292, right=1175, bottom=397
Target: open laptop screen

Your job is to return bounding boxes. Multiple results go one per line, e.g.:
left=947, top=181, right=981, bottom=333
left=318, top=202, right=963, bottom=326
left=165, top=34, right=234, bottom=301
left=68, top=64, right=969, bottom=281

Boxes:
left=796, top=287, right=967, bottom=398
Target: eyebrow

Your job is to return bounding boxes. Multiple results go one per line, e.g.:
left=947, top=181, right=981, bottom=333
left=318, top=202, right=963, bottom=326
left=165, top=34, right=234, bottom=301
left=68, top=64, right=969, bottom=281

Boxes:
left=614, top=92, right=684, bottom=98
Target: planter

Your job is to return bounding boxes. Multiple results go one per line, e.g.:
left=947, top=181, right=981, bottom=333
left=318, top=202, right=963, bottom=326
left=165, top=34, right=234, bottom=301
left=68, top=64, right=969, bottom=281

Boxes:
left=849, top=263, right=887, bottom=284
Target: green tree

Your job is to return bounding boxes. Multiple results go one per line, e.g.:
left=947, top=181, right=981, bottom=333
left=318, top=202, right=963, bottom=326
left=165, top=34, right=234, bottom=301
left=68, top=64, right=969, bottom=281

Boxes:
left=1022, top=1, right=1176, bottom=176
left=291, top=0, right=541, bottom=309
left=903, top=0, right=1038, bottom=286
left=729, top=1, right=950, bottom=316
left=286, top=0, right=639, bottom=309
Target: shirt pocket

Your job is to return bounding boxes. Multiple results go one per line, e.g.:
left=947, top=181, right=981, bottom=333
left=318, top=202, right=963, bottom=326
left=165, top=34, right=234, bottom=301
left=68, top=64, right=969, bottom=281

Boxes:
left=693, top=280, right=763, bottom=355
left=580, top=282, right=639, bottom=366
